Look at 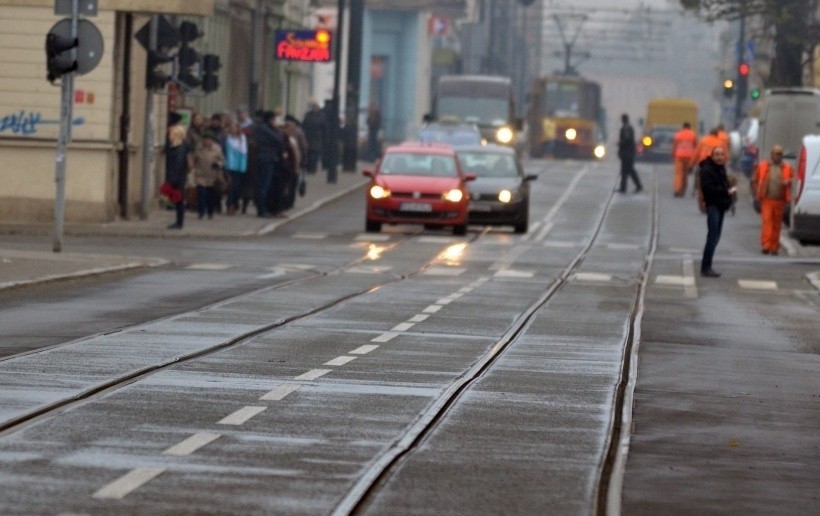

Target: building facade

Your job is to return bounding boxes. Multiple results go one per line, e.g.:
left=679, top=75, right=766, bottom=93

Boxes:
left=0, top=0, right=311, bottom=224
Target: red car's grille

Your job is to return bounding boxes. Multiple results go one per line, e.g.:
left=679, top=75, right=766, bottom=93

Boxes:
left=392, top=191, right=441, bottom=200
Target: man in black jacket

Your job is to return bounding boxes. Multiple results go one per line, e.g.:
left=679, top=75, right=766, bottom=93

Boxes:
left=254, top=111, right=286, bottom=217
left=699, top=146, right=736, bottom=277
left=617, top=114, right=643, bottom=193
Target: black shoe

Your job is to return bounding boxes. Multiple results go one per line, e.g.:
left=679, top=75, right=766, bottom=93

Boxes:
left=167, top=223, right=182, bottom=229
left=635, top=187, right=643, bottom=193
left=700, top=269, right=721, bottom=278
left=616, top=189, right=626, bottom=194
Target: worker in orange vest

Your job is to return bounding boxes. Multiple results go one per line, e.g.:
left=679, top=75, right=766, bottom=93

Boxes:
left=755, top=145, right=793, bottom=255
left=671, top=122, right=698, bottom=196
left=692, top=128, right=726, bottom=211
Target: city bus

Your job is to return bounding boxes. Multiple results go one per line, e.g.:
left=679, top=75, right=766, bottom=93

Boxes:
left=434, top=75, right=523, bottom=152
left=528, top=75, right=606, bottom=160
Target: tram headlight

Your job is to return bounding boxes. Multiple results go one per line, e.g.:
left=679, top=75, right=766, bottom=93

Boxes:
left=594, top=145, right=606, bottom=159
left=369, top=185, right=390, bottom=199
left=498, top=189, right=513, bottom=203
left=565, top=128, right=577, bottom=141
left=642, top=135, right=653, bottom=147
left=496, top=126, right=514, bottom=144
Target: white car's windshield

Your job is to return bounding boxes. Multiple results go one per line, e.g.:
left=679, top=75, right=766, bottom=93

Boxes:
left=457, top=152, right=518, bottom=178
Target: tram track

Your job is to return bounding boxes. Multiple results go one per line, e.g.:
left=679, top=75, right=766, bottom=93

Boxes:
left=0, top=227, right=489, bottom=438
left=333, top=169, right=659, bottom=515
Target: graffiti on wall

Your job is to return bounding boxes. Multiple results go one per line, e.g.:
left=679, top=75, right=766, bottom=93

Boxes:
left=0, top=110, right=86, bottom=136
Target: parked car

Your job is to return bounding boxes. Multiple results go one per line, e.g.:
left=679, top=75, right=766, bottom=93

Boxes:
left=456, top=145, right=536, bottom=233
left=790, top=134, right=820, bottom=244
left=418, top=120, right=483, bottom=148
left=363, top=143, right=475, bottom=235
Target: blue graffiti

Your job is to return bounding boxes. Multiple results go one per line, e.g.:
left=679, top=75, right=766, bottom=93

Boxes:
left=0, top=110, right=85, bottom=136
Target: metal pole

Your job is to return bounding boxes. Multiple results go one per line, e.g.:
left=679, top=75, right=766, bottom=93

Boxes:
left=53, top=0, right=79, bottom=253
left=249, top=0, right=260, bottom=112
left=342, top=0, right=363, bottom=171
left=733, top=14, right=747, bottom=129
left=327, top=0, right=346, bottom=184
left=139, top=15, right=158, bottom=219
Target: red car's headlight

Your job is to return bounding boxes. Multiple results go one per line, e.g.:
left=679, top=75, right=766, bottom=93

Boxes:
left=369, top=185, right=390, bottom=199
left=443, top=188, right=464, bottom=203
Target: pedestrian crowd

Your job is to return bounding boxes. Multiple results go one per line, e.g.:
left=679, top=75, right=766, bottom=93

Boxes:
left=162, top=98, right=337, bottom=229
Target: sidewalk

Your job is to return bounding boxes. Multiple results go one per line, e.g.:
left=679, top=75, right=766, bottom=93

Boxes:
left=0, top=167, right=368, bottom=291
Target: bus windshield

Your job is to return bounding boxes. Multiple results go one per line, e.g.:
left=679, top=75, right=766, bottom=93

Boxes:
left=437, top=97, right=509, bottom=127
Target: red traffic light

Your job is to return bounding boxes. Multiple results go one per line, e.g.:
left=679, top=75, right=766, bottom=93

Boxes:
left=738, top=63, right=750, bottom=76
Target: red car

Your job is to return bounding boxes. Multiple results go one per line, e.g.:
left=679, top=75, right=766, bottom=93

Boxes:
left=363, top=143, right=475, bottom=235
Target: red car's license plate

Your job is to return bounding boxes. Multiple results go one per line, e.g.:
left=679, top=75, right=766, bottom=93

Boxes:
left=400, top=202, right=432, bottom=212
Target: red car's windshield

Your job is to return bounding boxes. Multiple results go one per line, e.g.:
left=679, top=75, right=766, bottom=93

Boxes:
left=380, top=153, right=458, bottom=177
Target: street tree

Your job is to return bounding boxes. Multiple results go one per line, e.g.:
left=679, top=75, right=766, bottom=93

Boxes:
left=680, top=0, right=819, bottom=87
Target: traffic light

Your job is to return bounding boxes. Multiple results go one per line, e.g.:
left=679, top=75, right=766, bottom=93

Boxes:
left=146, top=50, right=173, bottom=89
left=45, top=32, right=78, bottom=83
left=176, top=21, right=202, bottom=89
left=738, top=62, right=750, bottom=77
left=201, top=53, right=220, bottom=93
left=750, top=88, right=761, bottom=100
left=723, top=78, right=734, bottom=98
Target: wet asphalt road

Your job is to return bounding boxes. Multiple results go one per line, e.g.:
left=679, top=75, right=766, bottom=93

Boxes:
left=0, top=158, right=817, bottom=514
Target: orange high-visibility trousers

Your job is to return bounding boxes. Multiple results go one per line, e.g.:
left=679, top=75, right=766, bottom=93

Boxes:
left=673, top=157, right=691, bottom=195
left=760, top=198, right=785, bottom=253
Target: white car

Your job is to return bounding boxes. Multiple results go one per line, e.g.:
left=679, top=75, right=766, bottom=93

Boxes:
left=791, top=134, right=820, bottom=244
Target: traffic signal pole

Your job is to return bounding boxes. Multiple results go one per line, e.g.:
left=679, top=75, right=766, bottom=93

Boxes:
left=734, top=14, right=747, bottom=128
left=53, top=0, right=78, bottom=253
left=140, top=15, right=158, bottom=220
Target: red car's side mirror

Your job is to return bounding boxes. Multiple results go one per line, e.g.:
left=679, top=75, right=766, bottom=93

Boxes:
left=464, top=173, right=477, bottom=182
left=362, top=169, right=374, bottom=177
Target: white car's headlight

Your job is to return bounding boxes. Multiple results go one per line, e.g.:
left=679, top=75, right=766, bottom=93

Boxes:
left=496, top=127, right=514, bottom=144
left=498, top=189, right=512, bottom=203
left=565, top=128, right=577, bottom=141
left=443, top=188, right=464, bottom=202
left=369, top=185, right=390, bottom=199
left=594, top=145, right=606, bottom=159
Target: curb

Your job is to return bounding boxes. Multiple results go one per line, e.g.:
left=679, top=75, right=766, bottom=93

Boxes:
left=0, top=258, right=169, bottom=292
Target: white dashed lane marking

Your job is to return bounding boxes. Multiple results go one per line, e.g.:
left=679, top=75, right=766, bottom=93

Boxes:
left=424, top=267, right=465, bottom=276
left=355, top=234, right=391, bottom=241
left=186, top=263, right=232, bottom=270
left=494, top=269, right=535, bottom=278
left=533, top=222, right=554, bottom=242
left=407, top=314, right=429, bottom=323
left=260, top=384, right=301, bottom=401
left=324, top=356, right=357, bottom=366
left=391, top=322, right=415, bottom=332
left=738, top=279, right=778, bottom=290
left=435, top=297, right=455, bottom=305
left=92, top=467, right=165, bottom=500
left=292, top=232, right=327, bottom=239
left=573, top=272, right=613, bottom=282
left=294, top=368, right=333, bottom=380
left=349, top=345, right=379, bottom=355
left=217, top=406, right=266, bottom=426
left=655, top=275, right=695, bottom=286
left=162, top=433, right=221, bottom=456
left=423, top=305, right=443, bottom=314
left=543, top=241, right=578, bottom=248
left=371, top=332, right=399, bottom=342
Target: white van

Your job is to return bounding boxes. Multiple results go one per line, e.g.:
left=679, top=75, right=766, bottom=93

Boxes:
left=791, top=135, right=820, bottom=244
left=758, top=88, right=820, bottom=159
